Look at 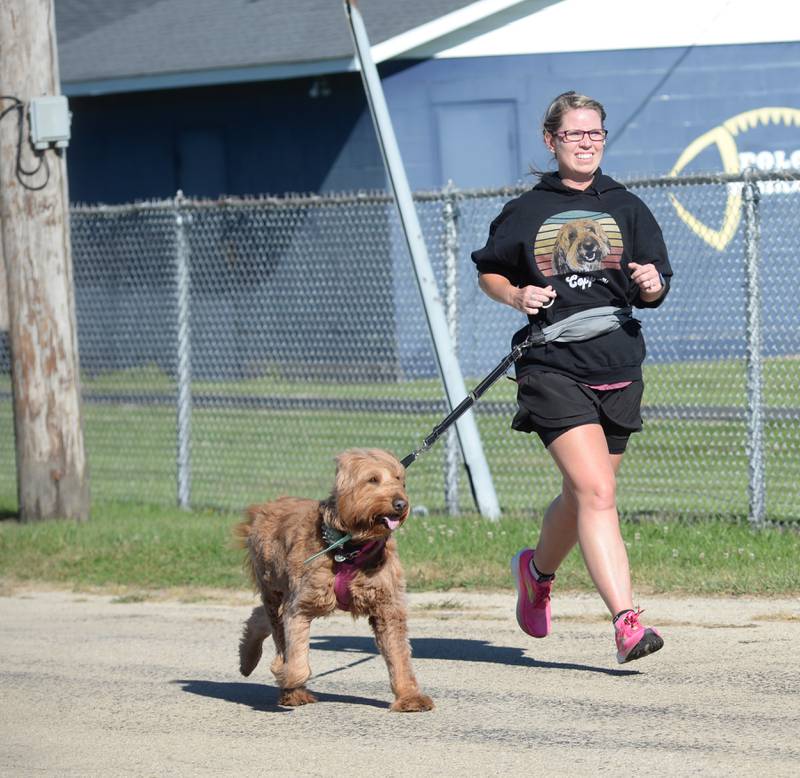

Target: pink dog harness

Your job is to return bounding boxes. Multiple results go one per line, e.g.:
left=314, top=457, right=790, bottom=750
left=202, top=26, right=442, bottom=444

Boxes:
left=332, top=539, right=386, bottom=611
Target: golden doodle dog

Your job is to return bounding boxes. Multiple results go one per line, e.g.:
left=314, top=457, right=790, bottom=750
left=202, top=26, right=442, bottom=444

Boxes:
left=552, top=218, right=611, bottom=275
left=235, top=448, right=433, bottom=712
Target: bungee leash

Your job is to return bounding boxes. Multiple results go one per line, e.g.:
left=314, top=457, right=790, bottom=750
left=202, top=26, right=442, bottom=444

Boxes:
left=400, top=306, right=631, bottom=468
left=305, top=306, right=631, bottom=564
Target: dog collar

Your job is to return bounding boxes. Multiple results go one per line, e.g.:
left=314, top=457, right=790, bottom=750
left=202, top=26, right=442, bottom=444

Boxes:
left=303, top=524, right=353, bottom=565
left=322, top=523, right=353, bottom=561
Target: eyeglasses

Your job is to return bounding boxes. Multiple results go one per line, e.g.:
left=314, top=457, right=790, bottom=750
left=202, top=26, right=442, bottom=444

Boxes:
left=556, top=129, right=608, bottom=143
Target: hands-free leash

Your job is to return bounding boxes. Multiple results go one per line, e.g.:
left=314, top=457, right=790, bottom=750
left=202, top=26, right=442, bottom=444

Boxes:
left=304, top=305, right=631, bottom=564
left=399, top=329, right=534, bottom=469
left=400, top=306, right=631, bottom=468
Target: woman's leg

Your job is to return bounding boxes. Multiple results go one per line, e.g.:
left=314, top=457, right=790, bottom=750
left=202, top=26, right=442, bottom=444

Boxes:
left=533, top=441, right=624, bottom=576
left=538, top=423, right=632, bottom=616
left=531, top=492, right=578, bottom=576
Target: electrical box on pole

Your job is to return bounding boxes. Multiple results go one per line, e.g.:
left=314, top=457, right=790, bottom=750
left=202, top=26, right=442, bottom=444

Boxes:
left=28, top=96, right=71, bottom=150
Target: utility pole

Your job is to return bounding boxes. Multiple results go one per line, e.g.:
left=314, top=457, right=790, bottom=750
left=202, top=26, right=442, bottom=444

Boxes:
left=0, top=0, right=90, bottom=521
left=0, top=242, right=7, bottom=331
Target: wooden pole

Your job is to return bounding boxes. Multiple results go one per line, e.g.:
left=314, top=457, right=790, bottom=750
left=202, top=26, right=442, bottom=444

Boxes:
left=0, top=242, right=7, bottom=331
left=0, top=0, right=90, bottom=521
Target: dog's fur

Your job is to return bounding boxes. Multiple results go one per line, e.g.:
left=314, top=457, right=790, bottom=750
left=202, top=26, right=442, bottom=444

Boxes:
left=234, top=448, right=433, bottom=712
left=552, top=218, right=611, bottom=275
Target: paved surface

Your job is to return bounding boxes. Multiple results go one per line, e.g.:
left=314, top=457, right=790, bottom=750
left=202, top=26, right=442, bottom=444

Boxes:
left=1, top=587, right=799, bottom=776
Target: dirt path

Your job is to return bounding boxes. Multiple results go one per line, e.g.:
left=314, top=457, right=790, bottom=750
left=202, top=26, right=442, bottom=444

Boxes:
left=1, top=588, right=798, bottom=776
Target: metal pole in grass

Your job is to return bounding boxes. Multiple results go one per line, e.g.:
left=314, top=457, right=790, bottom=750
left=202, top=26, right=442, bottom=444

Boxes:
left=344, top=1, right=500, bottom=518
left=742, top=171, right=765, bottom=527
left=442, top=182, right=460, bottom=515
left=174, top=191, right=192, bottom=510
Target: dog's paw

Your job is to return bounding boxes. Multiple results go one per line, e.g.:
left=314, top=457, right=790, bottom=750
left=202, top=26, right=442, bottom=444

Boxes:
left=279, top=687, right=318, bottom=707
left=390, top=693, right=434, bottom=713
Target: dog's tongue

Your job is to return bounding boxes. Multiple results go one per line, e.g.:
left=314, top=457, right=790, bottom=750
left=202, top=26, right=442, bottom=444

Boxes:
left=383, top=517, right=401, bottom=531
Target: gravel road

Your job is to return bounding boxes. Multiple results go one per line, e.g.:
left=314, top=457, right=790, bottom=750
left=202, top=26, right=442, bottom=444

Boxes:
left=1, top=588, right=798, bottom=776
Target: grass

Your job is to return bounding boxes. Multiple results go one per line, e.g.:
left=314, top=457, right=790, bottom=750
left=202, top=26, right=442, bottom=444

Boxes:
left=68, top=356, right=800, bottom=406
left=1, top=501, right=798, bottom=597
left=4, top=402, right=792, bottom=520
left=1, top=354, right=799, bottom=522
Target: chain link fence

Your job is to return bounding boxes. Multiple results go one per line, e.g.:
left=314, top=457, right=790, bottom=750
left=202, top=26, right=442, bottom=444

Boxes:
left=1, top=171, right=799, bottom=523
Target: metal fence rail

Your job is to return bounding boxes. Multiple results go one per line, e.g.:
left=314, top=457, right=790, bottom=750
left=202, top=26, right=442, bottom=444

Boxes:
left=1, top=171, right=799, bottom=524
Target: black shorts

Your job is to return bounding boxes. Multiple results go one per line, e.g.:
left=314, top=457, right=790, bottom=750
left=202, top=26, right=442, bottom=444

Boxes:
left=511, top=372, right=644, bottom=454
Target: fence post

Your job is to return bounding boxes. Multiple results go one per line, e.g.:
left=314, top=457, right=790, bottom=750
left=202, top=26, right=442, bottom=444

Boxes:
left=742, top=172, right=765, bottom=527
left=442, top=181, right=460, bottom=515
left=174, top=191, right=193, bottom=510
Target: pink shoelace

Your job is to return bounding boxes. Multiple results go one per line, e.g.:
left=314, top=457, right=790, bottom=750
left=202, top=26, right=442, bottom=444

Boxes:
left=621, top=607, right=644, bottom=628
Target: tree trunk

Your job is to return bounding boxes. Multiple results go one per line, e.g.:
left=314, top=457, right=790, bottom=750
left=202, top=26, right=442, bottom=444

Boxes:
left=0, top=0, right=90, bottom=521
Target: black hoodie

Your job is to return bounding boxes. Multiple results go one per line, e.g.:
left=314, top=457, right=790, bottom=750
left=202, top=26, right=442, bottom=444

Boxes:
left=471, top=170, right=672, bottom=384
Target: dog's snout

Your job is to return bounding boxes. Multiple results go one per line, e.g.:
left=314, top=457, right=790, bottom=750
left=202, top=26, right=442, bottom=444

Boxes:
left=393, top=498, right=408, bottom=514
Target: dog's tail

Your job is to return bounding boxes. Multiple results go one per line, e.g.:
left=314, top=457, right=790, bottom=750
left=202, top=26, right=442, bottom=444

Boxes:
left=233, top=510, right=255, bottom=549
left=239, top=605, right=271, bottom=676
left=233, top=509, right=260, bottom=589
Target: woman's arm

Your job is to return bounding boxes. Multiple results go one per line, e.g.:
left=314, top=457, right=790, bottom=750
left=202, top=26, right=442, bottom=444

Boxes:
left=629, top=198, right=672, bottom=309
left=628, top=262, right=666, bottom=303
left=478, top=272, right=557, bottom=316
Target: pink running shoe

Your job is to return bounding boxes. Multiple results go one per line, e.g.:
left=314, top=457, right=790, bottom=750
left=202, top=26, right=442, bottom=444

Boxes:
left=614, top=608, right=664, bottom=664
left=511, top=548, right=553, bottom=638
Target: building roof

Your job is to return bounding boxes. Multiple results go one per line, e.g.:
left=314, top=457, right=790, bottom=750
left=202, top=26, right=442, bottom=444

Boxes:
left=431, top=0, right=800, bottom=58
left=56, top=0, right=797, bottom=96
left=54, top=0, right=545, bottom=95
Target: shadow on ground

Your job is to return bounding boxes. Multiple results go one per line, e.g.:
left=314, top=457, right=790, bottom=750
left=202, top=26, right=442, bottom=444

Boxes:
left=311, top=635, right=638, bottom=677
left=176, top=635, right=637, bottom=711
left=174, top=679, right=388, bottom=711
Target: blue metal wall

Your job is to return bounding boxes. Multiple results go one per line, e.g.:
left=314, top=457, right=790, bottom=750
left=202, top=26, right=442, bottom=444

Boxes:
left=384, top=42, right=800, bottom=188
left=65, top=73, right=385, bottom=203
left=65, top=41, right=800, bottom=202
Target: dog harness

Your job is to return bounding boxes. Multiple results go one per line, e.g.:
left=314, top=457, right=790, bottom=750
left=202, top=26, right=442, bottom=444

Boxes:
left=305, top=523, right=387, bottom=611
left=331, top=538, right=387, bottom=611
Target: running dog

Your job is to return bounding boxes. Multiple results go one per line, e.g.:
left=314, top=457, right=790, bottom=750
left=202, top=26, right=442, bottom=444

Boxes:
left=235, top=448, right=433, bottom=712
left=552, top=218, right=611, bottom=274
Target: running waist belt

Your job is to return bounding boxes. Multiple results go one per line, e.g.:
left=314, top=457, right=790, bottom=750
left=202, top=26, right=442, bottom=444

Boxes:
left=514, top=306, right=633, bottom=349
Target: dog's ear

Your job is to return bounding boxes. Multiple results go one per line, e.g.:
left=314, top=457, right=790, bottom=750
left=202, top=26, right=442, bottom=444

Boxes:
left=333, top=450, right=357, bottom=495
